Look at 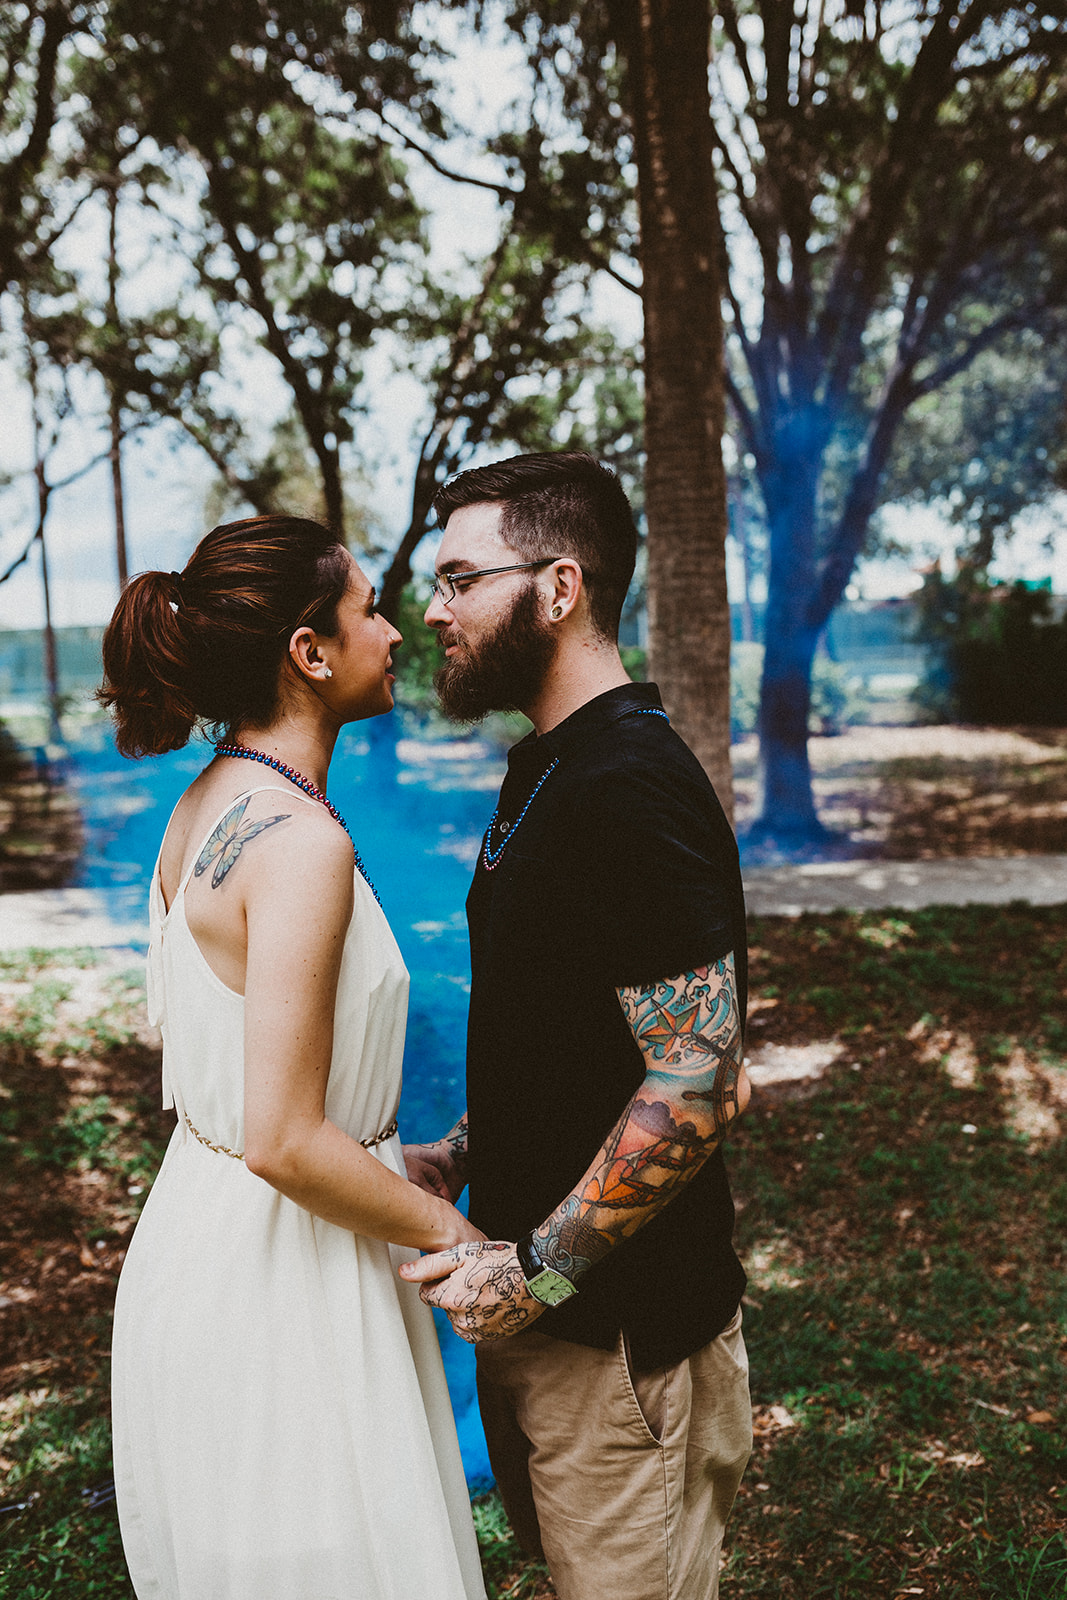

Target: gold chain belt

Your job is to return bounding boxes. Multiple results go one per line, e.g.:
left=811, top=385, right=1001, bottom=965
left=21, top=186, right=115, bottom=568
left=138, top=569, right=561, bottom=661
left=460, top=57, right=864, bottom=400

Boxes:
left=183, top=1111, right=399, bottom=1163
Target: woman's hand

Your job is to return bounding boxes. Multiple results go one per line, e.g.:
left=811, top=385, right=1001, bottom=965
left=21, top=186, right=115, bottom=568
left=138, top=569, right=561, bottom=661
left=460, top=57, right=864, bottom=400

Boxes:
left=437, top=1208, right=489, bottom=1250
left=399, top=1242, right=544, bottom=1343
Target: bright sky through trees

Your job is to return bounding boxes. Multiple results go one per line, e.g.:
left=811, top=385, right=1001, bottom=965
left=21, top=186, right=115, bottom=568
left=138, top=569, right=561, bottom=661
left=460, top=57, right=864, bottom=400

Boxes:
left=0, top=6, right=1063, bottom=632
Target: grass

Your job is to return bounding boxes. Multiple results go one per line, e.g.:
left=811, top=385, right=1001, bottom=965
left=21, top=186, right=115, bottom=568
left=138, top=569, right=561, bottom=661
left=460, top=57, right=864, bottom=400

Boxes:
left=2, top=909, right=1065, bottom=1596
left=723, top=905, right=1067, bottom=1597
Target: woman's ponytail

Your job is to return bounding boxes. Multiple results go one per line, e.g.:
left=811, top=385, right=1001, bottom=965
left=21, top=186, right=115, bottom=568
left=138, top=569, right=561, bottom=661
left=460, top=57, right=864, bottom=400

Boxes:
left=98, top=570, right=200, bottom=757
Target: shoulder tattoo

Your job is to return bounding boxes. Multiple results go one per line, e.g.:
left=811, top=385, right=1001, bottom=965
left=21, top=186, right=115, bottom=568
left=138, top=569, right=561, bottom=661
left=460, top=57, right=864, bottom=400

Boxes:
left=193, top=798, right=291, bottom=889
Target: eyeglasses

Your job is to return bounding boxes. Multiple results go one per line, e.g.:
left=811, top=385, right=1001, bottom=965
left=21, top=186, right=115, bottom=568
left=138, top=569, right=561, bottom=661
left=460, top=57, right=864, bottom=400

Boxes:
left=429, top=558, right=562, bottom=607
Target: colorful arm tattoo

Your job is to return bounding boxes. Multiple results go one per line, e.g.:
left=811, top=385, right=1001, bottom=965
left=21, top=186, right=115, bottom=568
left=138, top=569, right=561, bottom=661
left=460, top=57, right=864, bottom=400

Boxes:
left=193, top=797, right=291, bottom=889
left=531, top=954, right=744, bottom=1284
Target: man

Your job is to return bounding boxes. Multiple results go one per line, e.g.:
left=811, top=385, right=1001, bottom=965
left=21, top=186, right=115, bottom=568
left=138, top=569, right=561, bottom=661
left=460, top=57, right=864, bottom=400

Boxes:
left=401, top=452, right=751, bottom=1600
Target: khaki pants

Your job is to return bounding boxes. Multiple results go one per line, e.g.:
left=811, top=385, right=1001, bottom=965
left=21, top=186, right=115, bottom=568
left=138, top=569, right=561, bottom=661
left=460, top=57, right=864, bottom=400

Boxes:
left=476, top=1309, right=752, bottom=1600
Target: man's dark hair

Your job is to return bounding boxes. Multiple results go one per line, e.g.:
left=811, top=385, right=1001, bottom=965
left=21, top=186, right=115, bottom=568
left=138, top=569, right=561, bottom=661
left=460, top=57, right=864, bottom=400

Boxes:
left=432, top=452, right=638, bottom=640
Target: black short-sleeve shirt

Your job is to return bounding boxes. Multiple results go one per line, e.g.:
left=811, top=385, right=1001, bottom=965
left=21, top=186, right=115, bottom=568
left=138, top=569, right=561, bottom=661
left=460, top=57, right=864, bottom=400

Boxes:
left=465, top=682, right=747, bottom=1369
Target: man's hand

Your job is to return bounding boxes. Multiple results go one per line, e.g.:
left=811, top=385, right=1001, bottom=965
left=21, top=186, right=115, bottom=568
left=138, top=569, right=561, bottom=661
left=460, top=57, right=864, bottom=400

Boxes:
left=403, top=1142, right=458, bottom=1199
left=402, top=1113, right=469, bottom=1202
left=398, top=1241, right=546, bottom=1343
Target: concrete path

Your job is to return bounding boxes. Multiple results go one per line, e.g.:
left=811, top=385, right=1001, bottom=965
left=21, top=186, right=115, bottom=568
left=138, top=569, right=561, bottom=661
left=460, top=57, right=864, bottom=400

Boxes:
left=1, top=854, right=1065, bottom=950
left=0, top=888, right=150, bottom=951
left=742, top=852, right=1067, bottom=917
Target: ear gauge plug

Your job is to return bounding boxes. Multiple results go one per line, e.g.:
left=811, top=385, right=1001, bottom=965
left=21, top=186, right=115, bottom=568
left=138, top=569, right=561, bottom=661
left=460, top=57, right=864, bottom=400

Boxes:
left=551, top=606, right=563, bottom=620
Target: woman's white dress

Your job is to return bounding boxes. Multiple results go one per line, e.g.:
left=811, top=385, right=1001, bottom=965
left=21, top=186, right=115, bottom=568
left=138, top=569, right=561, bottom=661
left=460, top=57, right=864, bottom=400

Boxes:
left=112, top=788, right=485, bottom=1600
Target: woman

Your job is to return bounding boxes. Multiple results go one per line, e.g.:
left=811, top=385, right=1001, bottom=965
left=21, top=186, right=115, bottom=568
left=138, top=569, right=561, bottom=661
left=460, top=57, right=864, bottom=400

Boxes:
left=100, top=515, right=487, bottom=1600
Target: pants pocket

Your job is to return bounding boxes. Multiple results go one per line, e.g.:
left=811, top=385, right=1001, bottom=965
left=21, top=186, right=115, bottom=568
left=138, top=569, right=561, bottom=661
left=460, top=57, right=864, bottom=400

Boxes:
left=618, top=1332, right=669, bottom=1444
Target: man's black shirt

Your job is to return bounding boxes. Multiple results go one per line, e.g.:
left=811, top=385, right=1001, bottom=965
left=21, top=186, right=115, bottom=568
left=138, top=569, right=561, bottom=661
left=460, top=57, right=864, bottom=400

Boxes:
left=465, top=682, right=748, bottom=1369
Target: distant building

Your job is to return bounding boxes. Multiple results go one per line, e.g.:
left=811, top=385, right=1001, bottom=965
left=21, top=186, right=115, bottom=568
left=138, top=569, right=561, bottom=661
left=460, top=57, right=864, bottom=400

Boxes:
left=0, top=626, right=105, bottom=706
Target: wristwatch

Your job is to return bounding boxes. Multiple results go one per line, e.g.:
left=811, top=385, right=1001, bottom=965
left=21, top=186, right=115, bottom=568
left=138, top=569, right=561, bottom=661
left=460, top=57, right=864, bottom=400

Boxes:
left=516, top=1232, right=578, bottom=1306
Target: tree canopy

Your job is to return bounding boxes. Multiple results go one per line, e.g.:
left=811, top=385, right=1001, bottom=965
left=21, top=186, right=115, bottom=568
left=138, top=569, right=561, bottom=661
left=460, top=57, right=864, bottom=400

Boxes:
left=2, top=0, right=1066, bottom=839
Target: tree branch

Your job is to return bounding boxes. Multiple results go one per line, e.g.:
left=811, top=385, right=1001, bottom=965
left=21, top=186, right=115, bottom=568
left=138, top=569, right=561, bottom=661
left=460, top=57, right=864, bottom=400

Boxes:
left=373, top=109, right=519, bottom=199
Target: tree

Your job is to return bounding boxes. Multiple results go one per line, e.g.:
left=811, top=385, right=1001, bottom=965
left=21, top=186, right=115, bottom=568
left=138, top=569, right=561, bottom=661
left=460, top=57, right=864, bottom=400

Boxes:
left=379, top=222, right=638, bottom=621
left=88, top=0, right=440, bottom=538
left=711, top=0, right=1067, bottom=839
left=467, top=0, right=1067, bottom=839
left=431, top=0, right=735, bottom=806
left=884, top=328, right=1067, bottom=572
left=612, top=0, right=734, bottom=811
left=914, top=568, right=1067, bottom=726
left=0, top=2, right=97, bottom=293
left=0, top=276, right=109, bottom=737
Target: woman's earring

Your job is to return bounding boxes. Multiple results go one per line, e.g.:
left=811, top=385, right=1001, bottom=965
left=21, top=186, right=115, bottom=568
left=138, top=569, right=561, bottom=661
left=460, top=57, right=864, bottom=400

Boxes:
left=551, top=606, right=563, bottom=620
left=323, top=667, right=333, bottom=678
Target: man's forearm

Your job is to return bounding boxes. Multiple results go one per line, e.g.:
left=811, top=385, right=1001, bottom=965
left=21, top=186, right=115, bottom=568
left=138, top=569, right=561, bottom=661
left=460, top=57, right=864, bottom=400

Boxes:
left=528, top=956, right=746, bottom=1284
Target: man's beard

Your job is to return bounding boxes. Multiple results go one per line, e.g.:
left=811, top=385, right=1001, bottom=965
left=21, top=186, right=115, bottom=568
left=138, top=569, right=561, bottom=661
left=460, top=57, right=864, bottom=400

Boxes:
left=434, top=580, right=558, bottom=723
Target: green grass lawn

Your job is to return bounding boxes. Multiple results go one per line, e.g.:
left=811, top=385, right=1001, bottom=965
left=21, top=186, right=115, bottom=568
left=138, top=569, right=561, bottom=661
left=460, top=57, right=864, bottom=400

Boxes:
left=2, top=907, right=1065, bottom=1597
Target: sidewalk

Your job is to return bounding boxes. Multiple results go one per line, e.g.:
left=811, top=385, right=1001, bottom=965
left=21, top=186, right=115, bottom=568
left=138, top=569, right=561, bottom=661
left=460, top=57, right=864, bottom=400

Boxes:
left=742, top=852, right=1067, bottom=916
left=2, top=854, right=1065, bottom=950
left=0, top=888, right=150, bottom=951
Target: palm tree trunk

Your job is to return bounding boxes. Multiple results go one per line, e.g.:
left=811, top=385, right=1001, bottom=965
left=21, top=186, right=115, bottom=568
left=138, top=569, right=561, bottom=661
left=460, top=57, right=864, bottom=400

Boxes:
left=106, top=183, right=129, bottom=589
left=621, top=0, right=733, bottom=815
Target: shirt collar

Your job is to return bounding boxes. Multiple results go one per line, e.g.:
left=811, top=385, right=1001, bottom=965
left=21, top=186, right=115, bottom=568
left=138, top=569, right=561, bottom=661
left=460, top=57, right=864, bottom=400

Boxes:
left=505, top=682, right=667, bottom=787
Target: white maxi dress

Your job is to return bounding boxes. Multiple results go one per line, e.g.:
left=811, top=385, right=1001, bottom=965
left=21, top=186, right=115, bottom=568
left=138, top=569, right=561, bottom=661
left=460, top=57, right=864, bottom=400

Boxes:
left=112, top=788, right=486, bottom=1600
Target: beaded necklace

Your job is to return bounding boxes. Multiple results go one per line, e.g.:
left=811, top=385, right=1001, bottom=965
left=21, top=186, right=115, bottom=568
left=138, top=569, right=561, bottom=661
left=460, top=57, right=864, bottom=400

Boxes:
left=213, top=742, right=381, bottom=905
left=481, top=704, right=670, bottom=872
left=482, top=758, right=559, bottom=871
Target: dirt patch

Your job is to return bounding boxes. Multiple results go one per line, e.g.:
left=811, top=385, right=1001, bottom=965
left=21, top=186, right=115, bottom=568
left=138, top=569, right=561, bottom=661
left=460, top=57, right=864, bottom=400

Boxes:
left=733, top=723, right=1067, bottom=857
left=0, top=957, right=170, bottom=1402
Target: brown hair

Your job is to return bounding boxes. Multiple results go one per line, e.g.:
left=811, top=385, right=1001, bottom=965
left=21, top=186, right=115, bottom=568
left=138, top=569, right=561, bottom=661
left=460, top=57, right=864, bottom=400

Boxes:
left=98, top=515, right=350, bottom=758
left=431, top=452, right=638, bottom=639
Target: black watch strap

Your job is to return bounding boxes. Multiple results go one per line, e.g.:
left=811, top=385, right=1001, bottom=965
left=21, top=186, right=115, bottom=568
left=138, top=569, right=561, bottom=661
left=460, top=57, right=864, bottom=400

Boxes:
left=516, top=1232, right=578, bottom=1306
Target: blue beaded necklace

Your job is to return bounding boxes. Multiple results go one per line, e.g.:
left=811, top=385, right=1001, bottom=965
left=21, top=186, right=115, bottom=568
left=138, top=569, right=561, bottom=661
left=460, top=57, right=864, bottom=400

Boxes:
left=482, top=758, right=559, bottom=871
left=213, top=742, right=381, bottom=905
left=481, top=704, right=670, bottom=872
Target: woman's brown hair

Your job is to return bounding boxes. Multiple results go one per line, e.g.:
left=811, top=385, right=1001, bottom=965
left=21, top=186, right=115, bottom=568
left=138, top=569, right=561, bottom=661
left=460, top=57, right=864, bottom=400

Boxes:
left=98, top=515, right=351, bottom=758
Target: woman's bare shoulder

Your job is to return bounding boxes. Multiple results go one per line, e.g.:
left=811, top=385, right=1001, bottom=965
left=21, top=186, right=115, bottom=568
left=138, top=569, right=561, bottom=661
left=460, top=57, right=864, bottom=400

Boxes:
left=168, top=777, right=354, bottom=907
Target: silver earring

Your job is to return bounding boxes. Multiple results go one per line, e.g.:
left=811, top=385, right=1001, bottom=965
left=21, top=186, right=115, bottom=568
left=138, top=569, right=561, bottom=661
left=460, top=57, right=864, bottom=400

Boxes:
left=323, top=667, right=333, bottom=678
left=551, top=605, right=563, bottom=620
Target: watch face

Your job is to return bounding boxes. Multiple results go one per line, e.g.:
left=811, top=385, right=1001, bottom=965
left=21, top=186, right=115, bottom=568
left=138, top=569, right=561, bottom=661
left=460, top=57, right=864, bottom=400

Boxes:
left=528, top=1267, right=577, bottom=1307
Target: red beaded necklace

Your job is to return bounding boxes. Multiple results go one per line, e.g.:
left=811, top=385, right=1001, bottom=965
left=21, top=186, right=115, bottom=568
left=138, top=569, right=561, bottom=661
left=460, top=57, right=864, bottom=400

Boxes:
left=213, top=742, right=380, bottom=905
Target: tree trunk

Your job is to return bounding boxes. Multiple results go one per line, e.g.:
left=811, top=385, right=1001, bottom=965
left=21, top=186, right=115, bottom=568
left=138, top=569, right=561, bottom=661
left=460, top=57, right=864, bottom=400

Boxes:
left=37, top=524, right=62, bottom=745
left=109, top=392, right=128, bottom=589
left=26, top=317, right=62, bottom=743
left=752, top=453, right=826, bottom=840
left=378, top=435, right=450, bottom=623
left=621, top=0, right=733, bottom=816
left=106, top=183, right=129, bottom=589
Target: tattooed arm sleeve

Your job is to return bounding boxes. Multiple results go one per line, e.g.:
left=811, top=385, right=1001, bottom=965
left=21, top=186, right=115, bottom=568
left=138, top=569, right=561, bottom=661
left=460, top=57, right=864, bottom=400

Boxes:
left=529, top=953, right=747, bottom=1284
left=399, top=957, right=746, bottom=1339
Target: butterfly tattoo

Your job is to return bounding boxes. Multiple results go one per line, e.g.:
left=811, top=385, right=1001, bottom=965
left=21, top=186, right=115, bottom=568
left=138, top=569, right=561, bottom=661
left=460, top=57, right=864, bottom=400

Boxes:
left=194, top=798, right=291, bottom=889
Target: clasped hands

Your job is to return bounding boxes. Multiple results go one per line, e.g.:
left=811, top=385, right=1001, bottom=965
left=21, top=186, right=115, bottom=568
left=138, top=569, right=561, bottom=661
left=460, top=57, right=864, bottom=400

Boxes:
left=402, top=1136, right=546, bottom=1342
left=399, top=1241, right=546, bottom=1343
